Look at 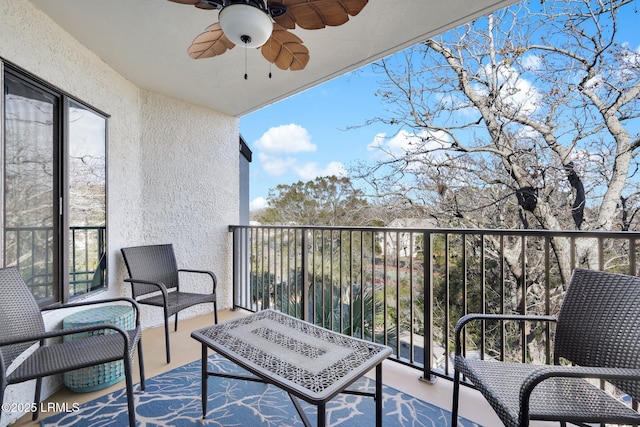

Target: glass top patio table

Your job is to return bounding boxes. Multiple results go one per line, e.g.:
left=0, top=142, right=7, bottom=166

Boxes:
left=191, top=308, right=392, bottom=427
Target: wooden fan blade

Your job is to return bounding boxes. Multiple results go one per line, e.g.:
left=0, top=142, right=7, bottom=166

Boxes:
left=261, top=24, right=310, bottom=71
left=270, top=0, right=368, bottom=30
left=187, top=23, right=236, bottom=59
left=166, top=0, right=221, bottom=10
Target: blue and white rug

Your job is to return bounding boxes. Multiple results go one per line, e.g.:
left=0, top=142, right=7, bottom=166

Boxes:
left=41, top=354, right=480, bottom=426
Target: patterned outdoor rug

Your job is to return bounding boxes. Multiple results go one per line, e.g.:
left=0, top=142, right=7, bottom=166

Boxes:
left=41, top=354, right=481, bottom=426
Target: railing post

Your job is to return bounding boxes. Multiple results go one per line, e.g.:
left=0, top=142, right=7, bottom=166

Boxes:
left=631, top=236, right=637, bottom=276
left=420, top=231, right=436, bottom=383
left=230, top=226, right=239, bottom=310
left=230, top=225, right=248, bottom=311
left=302, top=228, right=309, bottom=322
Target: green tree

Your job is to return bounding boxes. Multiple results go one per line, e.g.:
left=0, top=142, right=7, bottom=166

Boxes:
left=257, top=175, right=380, bottom=226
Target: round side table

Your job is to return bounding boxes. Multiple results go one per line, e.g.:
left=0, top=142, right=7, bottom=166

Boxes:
left=62, top=305, right=134, bottom=393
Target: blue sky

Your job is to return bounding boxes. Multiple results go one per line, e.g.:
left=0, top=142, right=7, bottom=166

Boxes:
left=240, top=4, right=640, bottom=212
left=240, top=66, right=401, bottom=210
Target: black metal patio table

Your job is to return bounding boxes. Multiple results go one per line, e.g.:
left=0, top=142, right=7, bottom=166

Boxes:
left=191, top=309, right=392, bottom=427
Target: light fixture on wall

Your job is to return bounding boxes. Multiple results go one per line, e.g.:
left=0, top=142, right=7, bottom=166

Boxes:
left=218, top=1, right=273, bottom=48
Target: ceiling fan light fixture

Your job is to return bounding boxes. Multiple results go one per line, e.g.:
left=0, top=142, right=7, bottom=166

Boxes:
left=219, top=3, right=273, bottom=48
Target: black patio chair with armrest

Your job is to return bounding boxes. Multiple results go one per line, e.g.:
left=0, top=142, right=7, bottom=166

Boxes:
left=451, top=268, right=640, bottom=427
left=0, top=266, right=145, bottom=427
left=121, top=244, right=218, bottom=364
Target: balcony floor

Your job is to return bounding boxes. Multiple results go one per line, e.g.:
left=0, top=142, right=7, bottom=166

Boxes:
left=14, top=309, right=555, bottom=427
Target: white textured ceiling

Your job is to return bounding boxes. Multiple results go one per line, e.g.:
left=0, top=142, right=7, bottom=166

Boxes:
left=29, top=0, right=516, bottom=117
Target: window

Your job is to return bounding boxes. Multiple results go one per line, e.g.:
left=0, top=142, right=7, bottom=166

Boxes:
left=67, top=100, right=107, bottom=297
left=3, top=64, right=107, bottom=305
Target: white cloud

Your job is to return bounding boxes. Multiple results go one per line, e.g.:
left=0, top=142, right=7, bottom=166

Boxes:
left=250, top=197, right=268, bottom=210
left=615, top=42, right=640, bottom=81
left=367, top=129, right=450, bottom=159
left=583, top=74, right=604, bottom=90
left=295, top=161, right=346, bottom=180
left=254, top=124, right=316, bottom=154
left=258, top=153, right=297, bottom=176
left=434, top=58, right=542, bottom=122
left=253, top=123, right=345, bottom=186
left=484, top=63, right=541, bottom=116
left=258, top=152, right=346, bottom=181
left=521, top=54, right=541, bottom=71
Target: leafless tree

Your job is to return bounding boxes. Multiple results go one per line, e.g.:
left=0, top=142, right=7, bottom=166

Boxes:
left=355, top=0, right=640, bottom=287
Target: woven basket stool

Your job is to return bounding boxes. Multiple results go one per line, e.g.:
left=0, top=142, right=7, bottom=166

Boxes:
left=62, top=305, right=134, bottom=392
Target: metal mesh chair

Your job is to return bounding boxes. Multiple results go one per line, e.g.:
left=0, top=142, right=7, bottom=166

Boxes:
left=0, top=267, right=145, bottom=427
left=452, top=268, right=640, bottom=427
left=121, top=244, right=218, bottom=363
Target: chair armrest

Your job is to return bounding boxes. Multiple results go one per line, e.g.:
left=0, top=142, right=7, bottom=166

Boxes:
left=0, top=323, right=132, bottom=350
left=520, top=365, right=640, bottom=423
left=455, top=314, right=557, bottom=356
left=41, top=297, right=141, bottom=326
left=124, top=277, right=169, bottom=299
left=177, top=269, right=217, bottom=293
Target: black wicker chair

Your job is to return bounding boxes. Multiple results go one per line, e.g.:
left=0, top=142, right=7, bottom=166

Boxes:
left=451, top=268, right=640, bottom=427
left=0, top=266, right=145, bottom=427
left=121, top=244, right=218, bottom=363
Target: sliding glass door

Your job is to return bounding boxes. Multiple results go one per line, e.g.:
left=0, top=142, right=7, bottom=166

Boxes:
left=3, top=66, right=107, bottom=305
left=4, top=72, right=59, bottom=304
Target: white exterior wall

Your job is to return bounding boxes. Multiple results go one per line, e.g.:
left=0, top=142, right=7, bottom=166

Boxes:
left=0, top=1, right=238, bottom=425
left=136, top=91, right=237, bottom=324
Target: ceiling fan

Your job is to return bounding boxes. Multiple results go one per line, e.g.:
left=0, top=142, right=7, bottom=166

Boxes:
left=168, top=0, right=369, bottom=72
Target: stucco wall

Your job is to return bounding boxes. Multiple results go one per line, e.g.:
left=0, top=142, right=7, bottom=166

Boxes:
left=0, top=1, right=238, bottom=425
left=136, top=90, right=237, bottom=324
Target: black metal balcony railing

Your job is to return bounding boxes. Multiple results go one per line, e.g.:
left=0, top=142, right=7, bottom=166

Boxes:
left=230, top=225, right=640, bottom=384
left=69, top=225, right=106, bottom=295
left=4, top=225, right=106, bottom=300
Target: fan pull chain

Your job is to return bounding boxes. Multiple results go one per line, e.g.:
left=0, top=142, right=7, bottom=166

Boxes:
left=268, top=37, right=272, bottom=79
left=244, top=43, right=248, bottom=80
left=240, top=35, right=250, bottom=80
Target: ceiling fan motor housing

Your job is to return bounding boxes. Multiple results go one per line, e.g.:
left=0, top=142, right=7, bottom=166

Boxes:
left=219, top=0, right=273, bottom=47
left=224, top=0, right=269, bottom=11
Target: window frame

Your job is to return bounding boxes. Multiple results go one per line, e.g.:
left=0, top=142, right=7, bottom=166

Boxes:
left=2, top=61, right=109, bottom=306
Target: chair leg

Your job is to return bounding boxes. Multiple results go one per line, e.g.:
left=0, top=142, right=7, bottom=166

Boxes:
left=174, top=313, right=178, bottom=332
left=32, top=376, right=43, bottom=420
left=137, top=338, right=146, bottom=390
left=451, top=368, right=461, bottom=427
left=1, top=384, right=6, bottom=424
left=123, top=356, right=136, bottom=427
left=164, top=314, right=171, bottom=364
